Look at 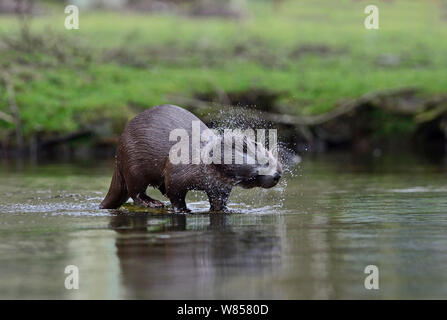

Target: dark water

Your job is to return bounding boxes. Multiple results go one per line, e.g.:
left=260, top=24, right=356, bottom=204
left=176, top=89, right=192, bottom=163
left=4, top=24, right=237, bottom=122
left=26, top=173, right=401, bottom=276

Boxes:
left=1, top=153, right=447, bottom=299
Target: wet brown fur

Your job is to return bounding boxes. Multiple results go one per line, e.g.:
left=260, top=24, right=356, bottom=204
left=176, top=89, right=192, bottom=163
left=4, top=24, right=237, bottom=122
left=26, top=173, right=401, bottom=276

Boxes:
left=100, top=104, right=280, bottom=212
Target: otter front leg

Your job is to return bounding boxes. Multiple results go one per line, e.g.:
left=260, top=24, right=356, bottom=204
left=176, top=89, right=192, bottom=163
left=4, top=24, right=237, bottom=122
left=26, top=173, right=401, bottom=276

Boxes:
left=133, top=193, right=164, bottom=208
left=207, top=187, right=232, bottom=212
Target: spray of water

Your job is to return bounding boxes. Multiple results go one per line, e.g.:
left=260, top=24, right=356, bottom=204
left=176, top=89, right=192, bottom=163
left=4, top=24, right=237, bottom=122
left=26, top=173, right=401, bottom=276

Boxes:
left=201, top=105, right=302, bottom=213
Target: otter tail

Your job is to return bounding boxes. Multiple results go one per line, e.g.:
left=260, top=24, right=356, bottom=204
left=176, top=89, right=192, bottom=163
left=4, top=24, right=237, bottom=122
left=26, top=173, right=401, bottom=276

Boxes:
left=100, top=165, right=129, bottom=209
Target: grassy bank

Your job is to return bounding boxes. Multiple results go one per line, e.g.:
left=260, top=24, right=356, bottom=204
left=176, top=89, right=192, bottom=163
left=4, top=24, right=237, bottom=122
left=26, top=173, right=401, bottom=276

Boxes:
left=1, top=0, right=447, bottom=143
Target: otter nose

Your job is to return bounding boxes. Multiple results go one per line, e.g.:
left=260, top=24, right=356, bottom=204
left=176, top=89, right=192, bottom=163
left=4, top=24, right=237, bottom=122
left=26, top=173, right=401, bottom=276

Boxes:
left=273, top=171, right=281, bottom=181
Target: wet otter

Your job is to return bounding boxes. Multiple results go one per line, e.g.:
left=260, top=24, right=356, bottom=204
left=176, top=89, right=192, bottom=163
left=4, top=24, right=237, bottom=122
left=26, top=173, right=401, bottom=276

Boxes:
left=100, top=104, right=282, bottom=212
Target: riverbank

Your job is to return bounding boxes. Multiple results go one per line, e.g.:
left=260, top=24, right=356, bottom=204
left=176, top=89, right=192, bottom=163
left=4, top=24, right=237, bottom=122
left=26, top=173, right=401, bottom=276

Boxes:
left=1, top=0, right=446, bottom=155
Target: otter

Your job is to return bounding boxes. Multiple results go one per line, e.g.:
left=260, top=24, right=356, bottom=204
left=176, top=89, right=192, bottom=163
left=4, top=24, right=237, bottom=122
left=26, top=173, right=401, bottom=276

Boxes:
left=100, top=104, right=282, bottom=212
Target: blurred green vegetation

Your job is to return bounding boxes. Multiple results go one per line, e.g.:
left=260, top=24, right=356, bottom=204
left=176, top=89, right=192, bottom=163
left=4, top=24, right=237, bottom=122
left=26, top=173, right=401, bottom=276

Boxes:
left=0, top=0, right=446, bottom=141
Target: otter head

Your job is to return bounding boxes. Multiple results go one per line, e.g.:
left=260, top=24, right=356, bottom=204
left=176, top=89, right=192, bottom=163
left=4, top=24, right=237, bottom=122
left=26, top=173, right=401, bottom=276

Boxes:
left=200, top=130, right=282, bottom=189
left=233, top=141, right=282, bottom=189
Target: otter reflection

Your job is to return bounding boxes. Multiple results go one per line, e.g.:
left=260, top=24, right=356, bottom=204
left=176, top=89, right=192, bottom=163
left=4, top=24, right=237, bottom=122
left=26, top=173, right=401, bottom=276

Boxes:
left=109, top=213, right=187, bottom=233
left=109, top=213, right=281, bottom=299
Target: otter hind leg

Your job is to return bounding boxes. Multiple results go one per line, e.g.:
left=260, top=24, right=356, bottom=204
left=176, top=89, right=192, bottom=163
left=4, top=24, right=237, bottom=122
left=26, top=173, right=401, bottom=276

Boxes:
left=124, top=172, right=164, bottom=209
left=158, top=183, right=166, bottom=195
left=133, top=192, right=164, bottom=208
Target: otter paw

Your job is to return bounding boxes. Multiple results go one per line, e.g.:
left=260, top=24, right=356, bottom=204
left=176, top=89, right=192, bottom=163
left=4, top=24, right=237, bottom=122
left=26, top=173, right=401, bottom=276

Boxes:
left=209, top=205, right=229, bottom=213
left=145, top=200, right=164, bottom=208
left=173, top=206, right=191, bottom=214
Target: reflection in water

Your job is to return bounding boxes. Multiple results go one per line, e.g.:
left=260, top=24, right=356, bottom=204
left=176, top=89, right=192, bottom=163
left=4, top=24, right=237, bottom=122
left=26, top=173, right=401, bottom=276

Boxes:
left=2, top=154, right=447, bottom=298
left=109, top=213, right=281, bottom=299
left=110, top=213, right=187, bottom=233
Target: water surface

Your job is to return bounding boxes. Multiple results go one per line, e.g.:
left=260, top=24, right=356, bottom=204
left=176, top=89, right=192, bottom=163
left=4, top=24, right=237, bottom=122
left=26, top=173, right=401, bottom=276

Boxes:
left=1, top=153, right=447, bottom=299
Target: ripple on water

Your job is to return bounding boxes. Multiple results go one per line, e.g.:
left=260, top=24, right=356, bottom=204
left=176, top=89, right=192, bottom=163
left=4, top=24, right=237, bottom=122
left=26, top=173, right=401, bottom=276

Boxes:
left=389, top=186, right=447, bottom=193
left=0, top=173, right=291, bottom=217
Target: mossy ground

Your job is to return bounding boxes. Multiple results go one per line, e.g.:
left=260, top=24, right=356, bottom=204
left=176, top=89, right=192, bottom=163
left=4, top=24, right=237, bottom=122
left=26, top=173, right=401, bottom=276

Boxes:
left=1, top=0, right=446, bottom=141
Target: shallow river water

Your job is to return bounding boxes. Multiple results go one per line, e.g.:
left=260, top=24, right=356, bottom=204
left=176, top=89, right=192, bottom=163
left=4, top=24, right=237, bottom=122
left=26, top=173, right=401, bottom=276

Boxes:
left=1, top=153, right=447, bottom=299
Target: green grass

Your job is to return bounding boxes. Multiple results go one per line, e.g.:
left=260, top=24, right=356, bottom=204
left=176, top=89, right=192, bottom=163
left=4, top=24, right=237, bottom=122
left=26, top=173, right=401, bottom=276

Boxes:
left=1, top=0, right=447, bottom=140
